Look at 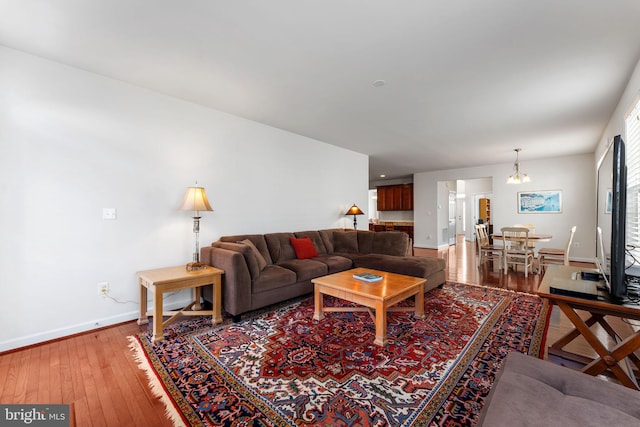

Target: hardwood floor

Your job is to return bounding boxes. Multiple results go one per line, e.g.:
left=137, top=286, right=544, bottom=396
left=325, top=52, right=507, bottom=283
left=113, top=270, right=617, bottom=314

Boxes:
left=0, top=322, right=171, bottom=427
left=0, top=235, right=634, bottom=426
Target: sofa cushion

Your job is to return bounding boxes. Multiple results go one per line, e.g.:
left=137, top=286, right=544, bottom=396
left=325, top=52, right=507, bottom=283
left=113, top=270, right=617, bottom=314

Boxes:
left=212, top=241, right=261, bottom=280
left=294, top=231, right=328, bottom=254
left=252, top=265, right=297, bottom=293
left=355, top=230, right=375, bottom=254
left=372, top=232, right=410, bottom=256
left=477, top=352, right=640, bottom=426
left=312, top=255, right=354, bottom=274
left=289, top=237, right=319, bottom=259
left=265, top=232, right=298, bottom=264
left=353, top=254, right=444, bottom=278
left=277, top=259, right=328, bottom=282
left=333, top=231, right=358, bottom=253
left=238, top=239, right=267, bottom=270
left=318, top=229, right=337, bottom=253
left=219, top=234, right=273, bottom=265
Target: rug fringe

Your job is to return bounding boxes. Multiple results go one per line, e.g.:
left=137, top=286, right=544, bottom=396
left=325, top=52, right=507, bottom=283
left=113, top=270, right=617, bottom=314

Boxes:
left=128, top=336, right=187, bottom=427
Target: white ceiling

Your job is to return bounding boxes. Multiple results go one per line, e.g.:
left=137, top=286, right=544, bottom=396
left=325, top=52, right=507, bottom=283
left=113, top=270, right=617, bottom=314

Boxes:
left=2, top=1, right=640, bottom=180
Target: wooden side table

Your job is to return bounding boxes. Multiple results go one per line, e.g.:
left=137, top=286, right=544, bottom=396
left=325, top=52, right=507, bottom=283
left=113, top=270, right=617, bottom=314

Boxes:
left=136, top=265, right=224, bottom=342
left=538, top=264, right=640, bottom=389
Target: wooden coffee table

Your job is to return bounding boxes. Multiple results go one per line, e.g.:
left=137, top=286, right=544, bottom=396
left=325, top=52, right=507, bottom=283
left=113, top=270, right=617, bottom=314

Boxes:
left=312, top=268, right=426, bottom=346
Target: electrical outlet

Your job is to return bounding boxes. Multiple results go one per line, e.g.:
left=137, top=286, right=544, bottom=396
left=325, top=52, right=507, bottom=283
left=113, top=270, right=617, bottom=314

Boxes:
left=97, top=282, right=109, bottom=296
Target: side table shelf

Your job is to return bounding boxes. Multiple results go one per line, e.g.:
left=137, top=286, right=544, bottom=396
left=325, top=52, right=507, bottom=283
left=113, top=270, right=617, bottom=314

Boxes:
left=136, top=265, right=224, bottom=342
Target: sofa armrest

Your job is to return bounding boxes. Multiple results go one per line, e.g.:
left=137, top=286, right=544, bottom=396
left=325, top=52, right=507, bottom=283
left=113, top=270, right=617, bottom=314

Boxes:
left=201, top=246, right=252, bottom=316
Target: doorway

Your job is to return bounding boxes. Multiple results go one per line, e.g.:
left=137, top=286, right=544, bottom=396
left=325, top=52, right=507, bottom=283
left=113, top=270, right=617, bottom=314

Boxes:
left=437, top=178, right=493, bottom=247
left=448, top=191, right=456, bottom=245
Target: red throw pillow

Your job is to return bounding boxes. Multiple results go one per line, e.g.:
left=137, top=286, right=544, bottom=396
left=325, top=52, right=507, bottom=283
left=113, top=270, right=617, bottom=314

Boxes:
left=290, top=237, right=319, bottom=259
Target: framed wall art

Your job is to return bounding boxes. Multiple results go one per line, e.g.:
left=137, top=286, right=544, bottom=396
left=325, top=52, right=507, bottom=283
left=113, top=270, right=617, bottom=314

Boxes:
left=517, top=190, right=562, bottom=214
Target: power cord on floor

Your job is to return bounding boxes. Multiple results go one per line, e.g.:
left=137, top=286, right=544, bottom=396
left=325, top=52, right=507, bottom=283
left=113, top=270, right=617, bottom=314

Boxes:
left=102, top=291, right=137, bottom=305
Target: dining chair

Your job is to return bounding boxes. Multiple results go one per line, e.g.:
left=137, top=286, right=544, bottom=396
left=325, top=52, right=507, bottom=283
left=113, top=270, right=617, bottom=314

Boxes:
left=513, top=223, right=536, bottom=249
left=538, top=226, right=577, bottom=270
left=475, top=224, right=504, bottom=270
left=501, top=227, right=535, bottom=277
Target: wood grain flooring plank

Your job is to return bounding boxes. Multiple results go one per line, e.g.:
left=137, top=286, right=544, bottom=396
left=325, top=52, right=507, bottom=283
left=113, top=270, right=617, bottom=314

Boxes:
left=12, top=348, right=31, bottom=403
left=47, top=340, right=65, bottom=404
left=0, top=352, right=18, bottom=402
left=65, top=333, right=86, bottom=403
left=57, top=339, right=75, bottom=404
left=25, top=346, right=42, bottom=403
left=36, top=341, right=52, bottom=403
left=91, top=333, right=132, bottom=427
left=80, top=332, right=120, bottom=427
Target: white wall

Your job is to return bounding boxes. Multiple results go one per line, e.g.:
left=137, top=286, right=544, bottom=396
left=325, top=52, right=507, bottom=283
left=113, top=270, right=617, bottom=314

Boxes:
left=591, top=59, right=640, bottom=267
left=596, top=58, right=640, bottom=162
left=414, top=153, right=596, bottom=262
left=0, top=46, right=368, bottom=351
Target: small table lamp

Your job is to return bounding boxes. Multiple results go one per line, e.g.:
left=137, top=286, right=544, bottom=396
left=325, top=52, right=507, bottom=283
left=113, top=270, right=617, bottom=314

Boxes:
left=179, top=182, right=213, bottom=271
left=345, top=204, right=365, bottom=230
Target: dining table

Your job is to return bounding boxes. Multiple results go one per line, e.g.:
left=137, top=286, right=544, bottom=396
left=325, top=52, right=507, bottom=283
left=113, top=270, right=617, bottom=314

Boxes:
left=491, top=232, right=553, bottom=250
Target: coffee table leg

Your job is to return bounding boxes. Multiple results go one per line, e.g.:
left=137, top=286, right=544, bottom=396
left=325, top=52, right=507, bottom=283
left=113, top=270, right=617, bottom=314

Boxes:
left=374, top=301, right=387, bottom=346
left=313, top=286, right=324, bottom=321
left=415, top=285, right=425, bottom=319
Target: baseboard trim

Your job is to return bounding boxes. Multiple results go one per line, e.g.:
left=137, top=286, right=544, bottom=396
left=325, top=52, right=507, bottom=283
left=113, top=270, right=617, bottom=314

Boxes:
left=413, top=244, right=440, bottom=250
left=0, top=298, right=192, bottom=353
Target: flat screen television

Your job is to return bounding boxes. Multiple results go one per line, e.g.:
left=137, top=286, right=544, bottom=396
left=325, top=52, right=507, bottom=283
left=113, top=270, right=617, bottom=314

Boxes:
left=596, top=135, right=627, bottom=300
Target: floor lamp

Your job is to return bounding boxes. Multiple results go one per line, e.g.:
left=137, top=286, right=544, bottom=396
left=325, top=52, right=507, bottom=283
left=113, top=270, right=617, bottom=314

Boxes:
left=179, top=182, right=213, bottom=271
left=345, top=204, right=365, bottom=230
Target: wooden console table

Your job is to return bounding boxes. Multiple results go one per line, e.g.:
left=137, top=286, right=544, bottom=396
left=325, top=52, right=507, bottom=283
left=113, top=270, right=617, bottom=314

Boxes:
left=136, top=265, right=224, bottom=342
left=538, top=265, right=640, bottom=389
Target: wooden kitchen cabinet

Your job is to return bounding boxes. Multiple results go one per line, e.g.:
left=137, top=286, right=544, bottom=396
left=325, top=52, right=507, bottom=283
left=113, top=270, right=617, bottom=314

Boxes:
left=377, top=184, right=413, bottom=211
left=401, top=184, right=413, bottom=210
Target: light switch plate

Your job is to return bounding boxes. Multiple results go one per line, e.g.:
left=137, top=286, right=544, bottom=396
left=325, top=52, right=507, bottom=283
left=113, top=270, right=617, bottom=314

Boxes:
left=102, top=208, right=117, bottom=220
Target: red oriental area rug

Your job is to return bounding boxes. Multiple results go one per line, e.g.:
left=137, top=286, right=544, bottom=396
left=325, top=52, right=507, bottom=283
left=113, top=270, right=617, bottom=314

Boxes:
left=129, top=282, right=550, bottom=426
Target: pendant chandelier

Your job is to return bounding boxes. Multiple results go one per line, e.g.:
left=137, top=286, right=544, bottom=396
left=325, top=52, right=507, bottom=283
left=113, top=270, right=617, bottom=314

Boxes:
left=506, top=148, right=530, bottom=184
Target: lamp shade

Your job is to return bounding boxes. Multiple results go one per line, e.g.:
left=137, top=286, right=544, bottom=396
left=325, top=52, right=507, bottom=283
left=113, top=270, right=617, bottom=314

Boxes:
left=179, top=186, right=213, bottom=213
left=345, top=204, right=364, bottom=216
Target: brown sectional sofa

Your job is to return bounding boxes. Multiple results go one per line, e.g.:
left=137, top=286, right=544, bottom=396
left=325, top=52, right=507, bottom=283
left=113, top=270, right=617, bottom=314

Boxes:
left=200, top=229, right=446, bottom=319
